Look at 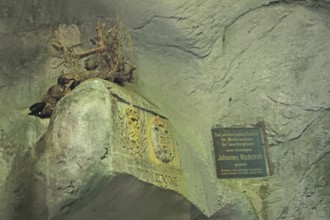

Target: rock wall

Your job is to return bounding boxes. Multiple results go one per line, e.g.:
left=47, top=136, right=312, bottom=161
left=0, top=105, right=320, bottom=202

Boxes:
left=0, top=0, right=329, bottom=219
left=0, top=112, right=48, bottom=220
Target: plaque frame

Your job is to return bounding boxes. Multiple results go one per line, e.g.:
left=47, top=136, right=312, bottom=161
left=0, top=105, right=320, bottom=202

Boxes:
left=212, top=122, right=273, bottom=179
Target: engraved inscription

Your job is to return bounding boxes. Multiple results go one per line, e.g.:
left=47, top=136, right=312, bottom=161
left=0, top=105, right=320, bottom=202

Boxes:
left=113, top=155, right=182, bottom=190
left=212, top=127, right=269, bottom=178
left=150, top=116, right=174, bottom=163
left=138, top=168, right=178, bottom=187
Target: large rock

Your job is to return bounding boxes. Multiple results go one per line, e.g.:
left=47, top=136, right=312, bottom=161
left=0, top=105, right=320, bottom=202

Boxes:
left=31, top=79, right=254, bottom=220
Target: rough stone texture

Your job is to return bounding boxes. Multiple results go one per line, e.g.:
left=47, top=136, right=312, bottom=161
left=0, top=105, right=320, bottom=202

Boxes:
left=0, top=111, right=48, bottom=220
left=266, top=114, right=330, bottom=219
left=0, top=0, right=330, bottom=219
left=31, top=80, right=113, bottom=220
left=59, top=175, right=192, bottom=220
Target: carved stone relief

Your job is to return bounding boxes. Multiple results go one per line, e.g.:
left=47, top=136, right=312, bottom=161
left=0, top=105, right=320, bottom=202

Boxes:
left=150, top=116, right=174, bottom=163
left=118, top=105, right=147, bottom=156
left=111, top=91, right=183, bottom=191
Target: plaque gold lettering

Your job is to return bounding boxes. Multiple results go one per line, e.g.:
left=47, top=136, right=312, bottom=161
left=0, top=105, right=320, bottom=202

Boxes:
left=239, top=153, right=263, bottom=160
left=218, top=155, right=239, bottom=161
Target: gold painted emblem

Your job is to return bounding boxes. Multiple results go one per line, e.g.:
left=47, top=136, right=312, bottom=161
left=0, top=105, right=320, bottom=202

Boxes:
left=150, top=116, right=174, bottom=163
left=119, top=105, right=146, bottom=156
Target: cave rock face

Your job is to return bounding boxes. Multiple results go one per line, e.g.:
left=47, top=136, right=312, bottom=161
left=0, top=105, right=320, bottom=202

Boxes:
left=0, top=0, right=330, bottom=220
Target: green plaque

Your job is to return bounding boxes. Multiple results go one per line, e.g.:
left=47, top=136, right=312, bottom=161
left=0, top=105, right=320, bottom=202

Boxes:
left=212, top=127, right=269, bottom=178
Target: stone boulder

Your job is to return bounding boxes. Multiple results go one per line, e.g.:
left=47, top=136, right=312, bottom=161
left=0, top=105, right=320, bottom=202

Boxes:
left=30, top=79, right=254, bottom=220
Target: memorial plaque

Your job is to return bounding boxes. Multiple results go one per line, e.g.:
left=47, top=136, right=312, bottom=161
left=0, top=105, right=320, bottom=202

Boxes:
left=212, top=127, right=269, bottom=178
